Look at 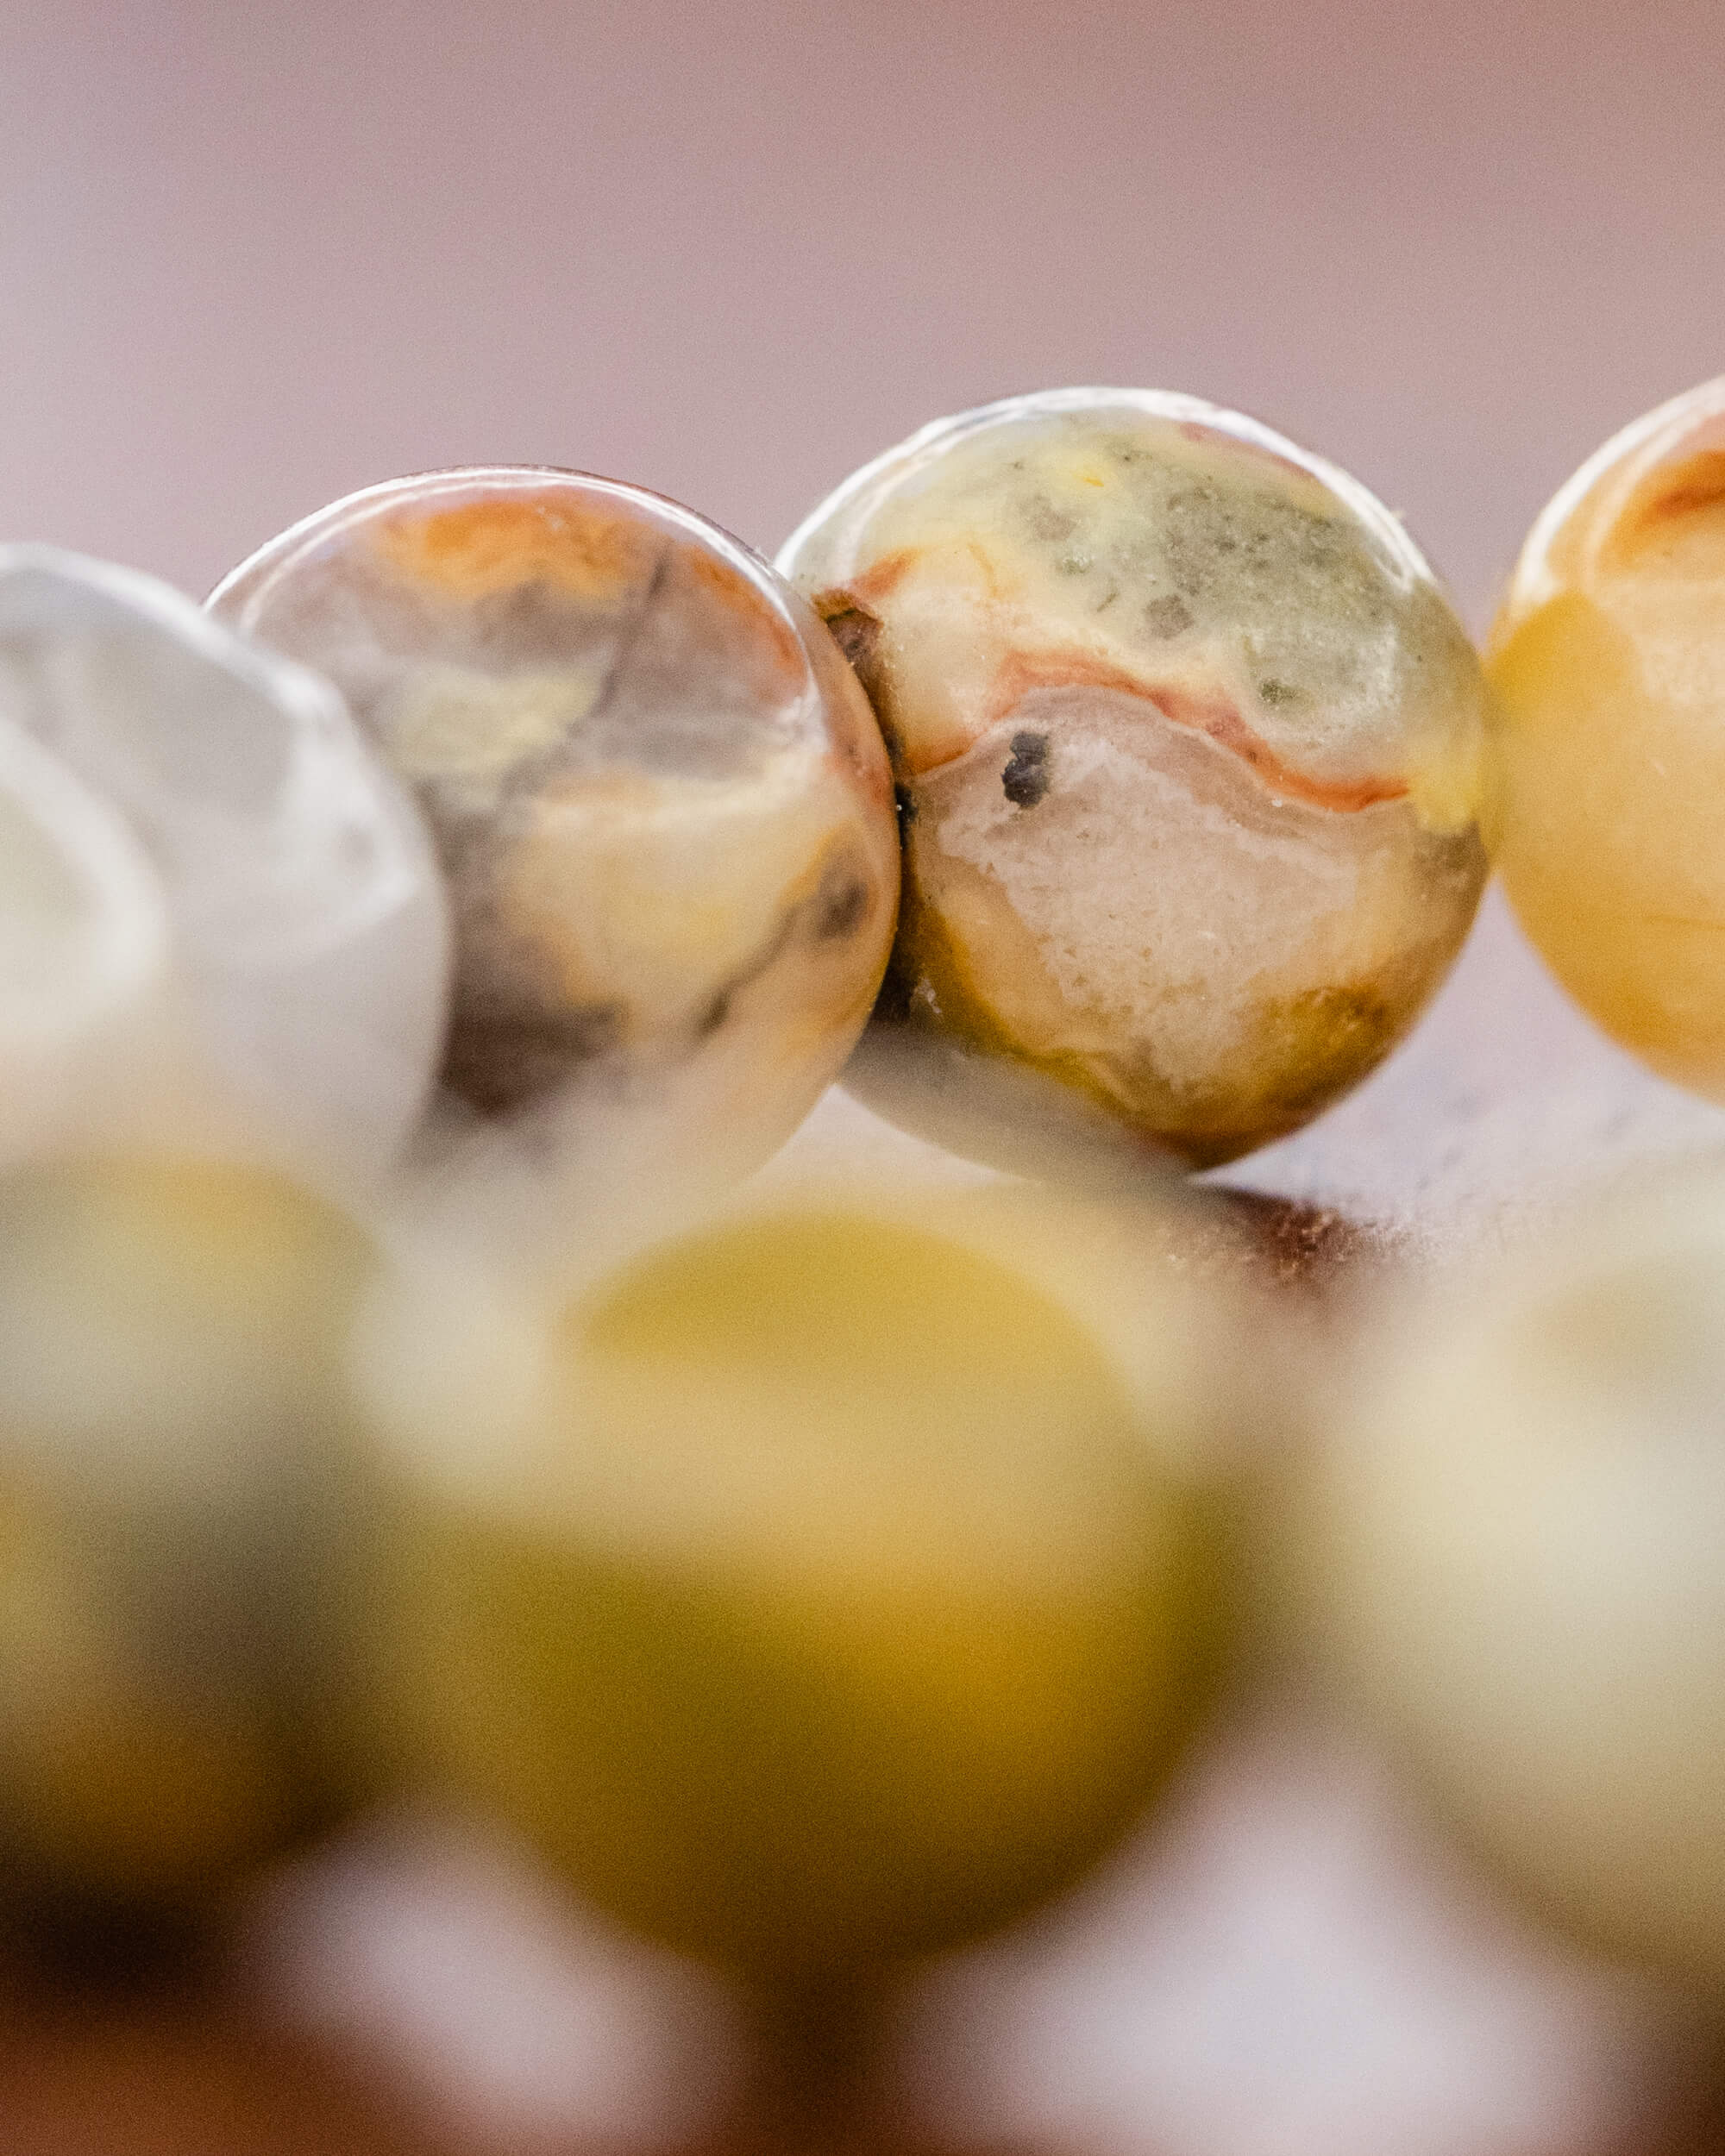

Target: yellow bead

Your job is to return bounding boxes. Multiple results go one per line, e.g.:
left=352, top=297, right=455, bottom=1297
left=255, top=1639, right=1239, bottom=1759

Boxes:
left=0, top=1156, right=373, bottom=1914
left=356, top=1188, right=1249, bottom=1984
left=1486, top=377, right=1725, bottom=1094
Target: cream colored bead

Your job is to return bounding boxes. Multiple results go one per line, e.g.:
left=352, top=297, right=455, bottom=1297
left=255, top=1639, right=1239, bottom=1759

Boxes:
left=0, top=548, right=449, bottom=1185
left=1293, top=1165, right=1725, bottom=1992
left=781, top=390, right=1487, bottom=1172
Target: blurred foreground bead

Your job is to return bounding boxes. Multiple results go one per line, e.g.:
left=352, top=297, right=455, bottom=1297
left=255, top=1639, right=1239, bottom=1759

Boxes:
left=1292, top=1167, right=1725, bottom=1995
left=1486, top=378, right=1725, bottom=1095
left=0, top=1157, right=374, bottom=1921
left=0, top=549, right=449, bottom=1184
left=211, top=471, right=899, bottom=1216
left=781, top=389, right=1487, bottom=1173
left=354, top=1186, right=1256, bottom=1987
left=0, top=717, right=166, bottom=1166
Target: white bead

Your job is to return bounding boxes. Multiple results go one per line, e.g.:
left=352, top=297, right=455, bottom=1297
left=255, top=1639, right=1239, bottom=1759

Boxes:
left=0, top=548, right=451, bottom=1184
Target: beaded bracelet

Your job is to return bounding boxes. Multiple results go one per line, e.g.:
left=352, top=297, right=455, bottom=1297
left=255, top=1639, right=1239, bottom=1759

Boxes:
left=2, top=373, right=1723, bottom=2058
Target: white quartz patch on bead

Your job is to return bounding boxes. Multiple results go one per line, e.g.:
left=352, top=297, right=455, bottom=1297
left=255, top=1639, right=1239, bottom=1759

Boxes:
left=0, top=548, right=451, bottom=1183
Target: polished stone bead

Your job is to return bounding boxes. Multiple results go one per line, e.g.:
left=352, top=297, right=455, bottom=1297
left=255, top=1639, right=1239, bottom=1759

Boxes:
left=780, top=390, right=1488, bottom=1173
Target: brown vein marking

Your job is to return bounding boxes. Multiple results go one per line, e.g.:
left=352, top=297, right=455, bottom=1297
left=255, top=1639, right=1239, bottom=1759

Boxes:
left=969, top=649, right=1407, bottom=812
left=844, top=547, right=920, bottom=604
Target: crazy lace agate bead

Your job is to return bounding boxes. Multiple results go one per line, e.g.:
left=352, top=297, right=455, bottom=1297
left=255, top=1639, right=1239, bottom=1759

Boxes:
left=212, top=472, right=899, bottom=1211
left=1486, top=377, right=1725, bottom=1096
left=781, top=390, right=1488, bottom=1172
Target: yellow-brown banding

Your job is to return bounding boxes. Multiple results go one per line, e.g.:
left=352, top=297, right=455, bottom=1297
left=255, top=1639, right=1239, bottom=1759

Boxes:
left=372, top=494, right=659, bottom=601
left=929, top=649, right=1409, bottom=812
left=1610, top=448, right=1725, bottom=561
left=847, top=542, right=1007, bottom=607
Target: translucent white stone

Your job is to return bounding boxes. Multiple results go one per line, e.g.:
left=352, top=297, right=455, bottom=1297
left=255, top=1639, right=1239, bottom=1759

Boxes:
left=0, top=548, right=450, bottom=1184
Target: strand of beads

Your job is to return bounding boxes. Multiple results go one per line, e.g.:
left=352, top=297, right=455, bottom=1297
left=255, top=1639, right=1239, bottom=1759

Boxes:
left=5, top=379, right=1725, bottom=2109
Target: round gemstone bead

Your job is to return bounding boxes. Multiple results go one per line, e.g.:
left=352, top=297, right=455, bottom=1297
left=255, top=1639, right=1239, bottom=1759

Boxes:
left=212, top=471, right=900, bottom=1228
left=780, top=390, right=1488, bottom=1172
left=0, top=548, right=449, bottom=1185
left=1485, top=377, right=1725, bottom=1095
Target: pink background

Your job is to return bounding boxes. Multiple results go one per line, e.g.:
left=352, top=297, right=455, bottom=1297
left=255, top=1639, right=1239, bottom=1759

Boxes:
left=3, top=0, right=1722, bottom=640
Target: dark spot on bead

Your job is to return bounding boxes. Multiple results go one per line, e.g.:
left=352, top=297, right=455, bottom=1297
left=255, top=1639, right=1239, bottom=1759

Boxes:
left=818, top=601, right=883, bottom=685
left=689, top=893, right=819, bottom=1050
left=1025, top=498, right=1077, bottom=543
left=1001, top=730, right=1051, bottom=809
left=1144, top=594, right=1193, bottom=638
left=812, top=862, right=871, bottom=940
left=444, top=999, right=626, bottom=1117
left=1258, top=679, right=1302, bottom=706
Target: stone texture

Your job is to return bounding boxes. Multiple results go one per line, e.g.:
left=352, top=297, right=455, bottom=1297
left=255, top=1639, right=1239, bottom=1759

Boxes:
left=780, top=389, right=1488, bottom=1172
left=211, top=471, right=899, bottom=1255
